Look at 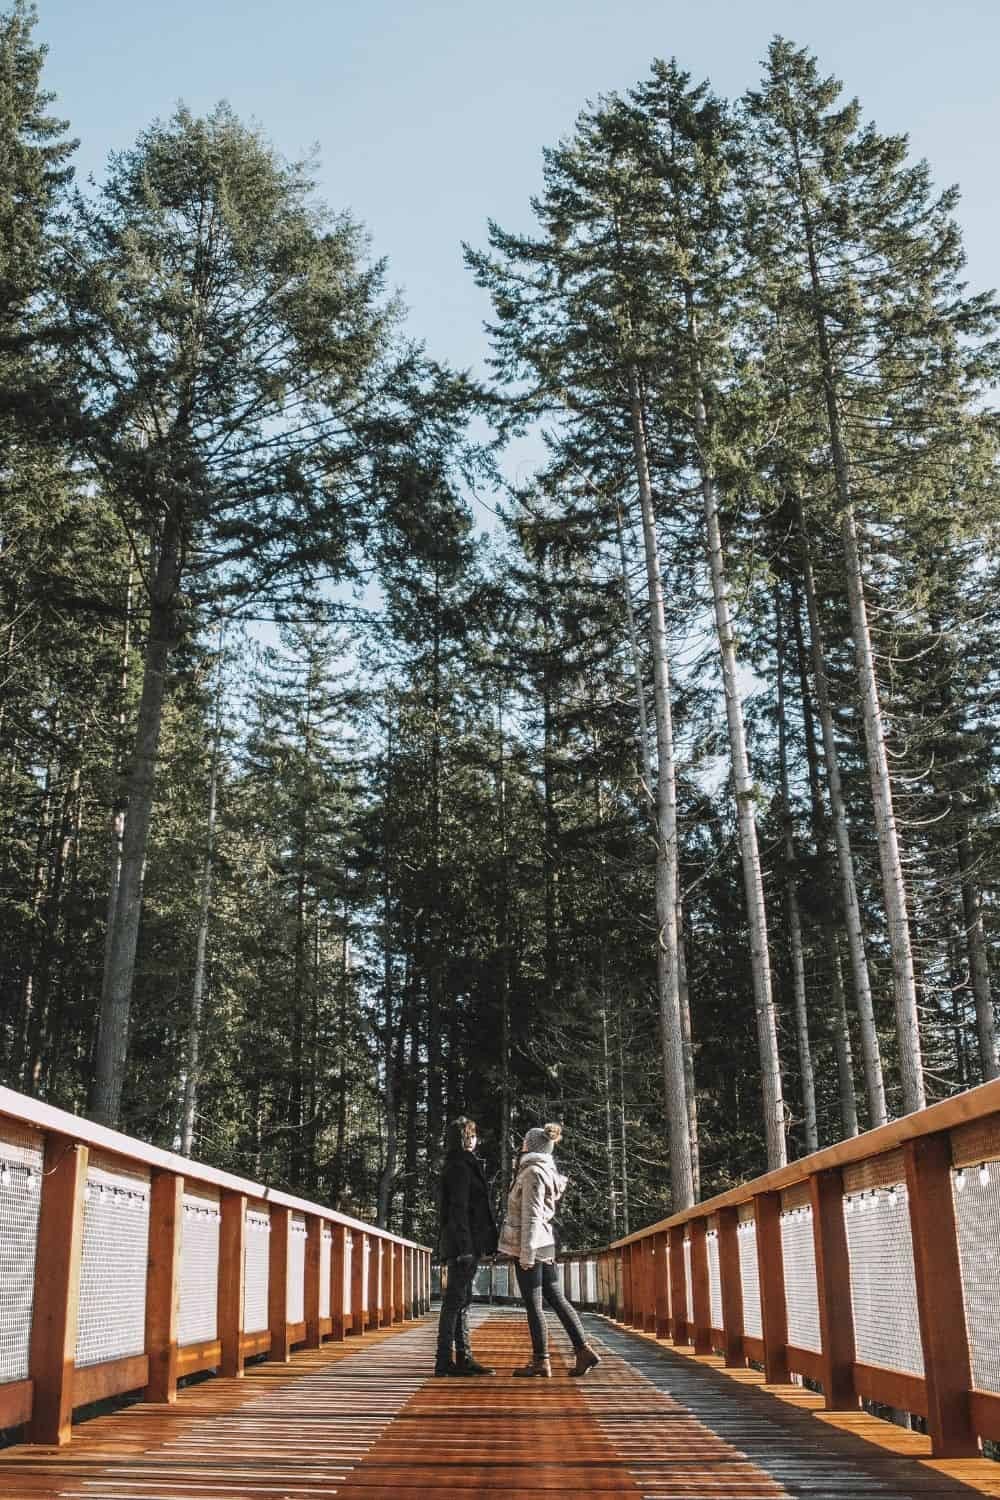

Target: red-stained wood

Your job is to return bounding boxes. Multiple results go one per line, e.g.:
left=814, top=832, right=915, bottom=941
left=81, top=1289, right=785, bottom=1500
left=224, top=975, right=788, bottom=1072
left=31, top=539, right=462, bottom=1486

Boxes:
left=717, top=1206, right=745, bottom=1369
left=379, top=1237, right=393, bottom=1329
left=809, top=1167, right=857, bottom=1410
left=240, top=1328, right=271, bottom=1356
left=144, top=1170, right=183, bottom=1403
left=0, top=1379, right=32, bottom=1429
left=72, top=1354, right=149, bottom=1409
left=175, top=1338, right=221, bottom=1376
left=268, top=1205, right=291, bottom=1362
left=854, top=1361, right=929, bottom=1416
left=652, top=1233, right=670, bottom=1336
left=330, top=1223, right=347, bottom=1340
left=349, top=1229, right=367, bottom=1335
left=669, top=1227, right=689, bottom=1345
left=905, top=1133, right=979, bottom=1456
left=27, top=1134, right=88, bottom=1445
left=787, top=1344, right=824, bottom=1383
left=689, top=1217, right=712, bottom=1355
left=371, top=1237, right=384, bottom=1329
left=218, top=1190, right=246, bottom=1378
left=754, top=1190, right=789, bottom=1385
left=969, top=1390, right=1000, bottom=1443
left=304, top=1213, right=323, bottom=1349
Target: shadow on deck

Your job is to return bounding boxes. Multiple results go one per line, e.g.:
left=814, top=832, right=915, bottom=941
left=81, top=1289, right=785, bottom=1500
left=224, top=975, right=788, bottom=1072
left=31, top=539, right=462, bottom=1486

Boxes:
left=3, top=1307, right=1000, bottom=1498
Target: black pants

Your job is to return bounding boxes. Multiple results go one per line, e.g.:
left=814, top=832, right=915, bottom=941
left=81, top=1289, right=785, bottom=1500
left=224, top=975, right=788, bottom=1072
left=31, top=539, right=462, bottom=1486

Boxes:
left=515, top=1261, right=587, bottom=1356
left=436, top=1257, right=476, bottom=1358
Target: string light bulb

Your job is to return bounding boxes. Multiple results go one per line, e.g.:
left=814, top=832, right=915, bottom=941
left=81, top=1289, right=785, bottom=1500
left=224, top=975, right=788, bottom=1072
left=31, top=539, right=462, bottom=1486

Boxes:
left=979, top=1163, right=991, bottom=1188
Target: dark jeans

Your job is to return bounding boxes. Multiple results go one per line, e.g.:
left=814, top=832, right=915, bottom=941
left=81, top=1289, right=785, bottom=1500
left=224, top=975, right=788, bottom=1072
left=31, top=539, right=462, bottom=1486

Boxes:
left=436, top=1257, right=476, bottom=1358
left=515, top=1261, right=587, bottom=1355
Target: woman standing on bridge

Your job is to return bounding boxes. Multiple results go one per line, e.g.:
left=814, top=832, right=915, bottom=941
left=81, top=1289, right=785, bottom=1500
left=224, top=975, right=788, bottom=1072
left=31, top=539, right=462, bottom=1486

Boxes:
left=499, top=1122, right=601, bottom=1378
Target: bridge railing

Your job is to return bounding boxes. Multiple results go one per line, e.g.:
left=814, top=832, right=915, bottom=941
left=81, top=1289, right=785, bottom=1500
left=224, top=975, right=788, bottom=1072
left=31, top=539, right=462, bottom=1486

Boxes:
left=588, top=1075, right=1000, bottom=1460
left=0, top=1084, right=431, bottom=1448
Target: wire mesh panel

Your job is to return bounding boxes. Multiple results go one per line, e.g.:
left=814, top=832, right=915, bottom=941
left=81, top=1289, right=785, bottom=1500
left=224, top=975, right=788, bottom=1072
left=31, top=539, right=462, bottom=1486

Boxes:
left=953, top=1158, right=1000, bottom=1393
left=706, top=1229, right=723, bottom=1331
left=178, top=1187, right=220, bottom=1347
left=243, top=1205, right=270, bottom=1333
left=582, top=1258, right=597, bottom=1304
left=781, top=1205, right=821, bottom=1353
left=287, top=1214, right=307, bottom=1323
left=738, top=1218, right=763, bottom=1339
left=0, top=1123, right=44, bottom=1384
left=683, top=1234, right=694, bottom=1323
left=492, top=1262, right=511, bottom=1298
left=343, top=1233, right=352, bottom=1317
left=75, top=1154, right=150, bottom=1369
left=568, top=1260, right=581, bottom=1302
left=319, top=1224, right=332, bottom=1319
left=361, top=1237, right=370, bottom=1315
left=844, top=1184, right=924, bottom=1375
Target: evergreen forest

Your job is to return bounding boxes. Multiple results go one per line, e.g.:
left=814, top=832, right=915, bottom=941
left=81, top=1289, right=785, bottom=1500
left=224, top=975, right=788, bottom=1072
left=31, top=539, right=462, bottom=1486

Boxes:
left=2, top=2, right=998, bottom=1249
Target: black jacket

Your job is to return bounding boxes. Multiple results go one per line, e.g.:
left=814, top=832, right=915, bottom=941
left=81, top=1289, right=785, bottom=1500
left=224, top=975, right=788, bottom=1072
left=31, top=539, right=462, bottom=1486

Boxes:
left=437, top=1149, right=498, bottom=1261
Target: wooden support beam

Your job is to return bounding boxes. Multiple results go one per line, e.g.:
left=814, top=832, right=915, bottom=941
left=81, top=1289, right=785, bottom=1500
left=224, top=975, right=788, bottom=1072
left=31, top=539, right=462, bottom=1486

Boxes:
left=144, top=1170, right=183, bottom=1403
left=717, top=1206, right=745, bottom=1369
left=653, top=1231, right=670, bottom=1338
left=690, top=1218, right=712, bottom=1355
left=669, top=1227, right=688, bottom=1345
left=268, top=1205, right=291, bottom=1362
left=393, top=1243, right=404, bottom=1322
left=379, top=1238, right=392, bottom=1328
left=303, top=1213, right=322, bottom=1349
left=754, top=1190, right=789, bottom=1385
left=809, top=1168, right=856, bottom=1409
left=349, top=1230, right=367, bottom=1334
left=217, top=1191, right=246, bottom=1378
left=27, top=1135, right=88, bottom=1445
left=329, top=1224, right=347, bottom=1341
left=640, top=1239, right=656, bottom=1332
left=904, top=1134, right=979, bottom=1457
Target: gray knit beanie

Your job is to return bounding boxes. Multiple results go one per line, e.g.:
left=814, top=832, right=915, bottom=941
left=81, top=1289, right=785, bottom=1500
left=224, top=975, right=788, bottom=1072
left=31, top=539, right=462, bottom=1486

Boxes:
left=522, top=1122, right=563, bottom=1155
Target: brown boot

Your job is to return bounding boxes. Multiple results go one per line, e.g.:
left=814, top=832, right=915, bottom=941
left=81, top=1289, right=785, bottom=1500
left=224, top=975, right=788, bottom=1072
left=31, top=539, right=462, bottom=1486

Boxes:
left=570, top=1344, right=600, bottom=1377
left=512, top=1354, right=551, bottom=1377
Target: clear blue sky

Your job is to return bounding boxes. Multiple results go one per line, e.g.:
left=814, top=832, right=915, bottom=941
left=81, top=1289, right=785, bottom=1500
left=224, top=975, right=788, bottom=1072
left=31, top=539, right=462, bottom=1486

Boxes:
left=36, top=0, right=999, bottom=385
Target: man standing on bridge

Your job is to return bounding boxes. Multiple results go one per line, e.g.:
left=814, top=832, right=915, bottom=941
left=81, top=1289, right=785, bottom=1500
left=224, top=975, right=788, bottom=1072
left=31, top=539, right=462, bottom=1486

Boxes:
left=434, top=1115, right=498, bottom=1375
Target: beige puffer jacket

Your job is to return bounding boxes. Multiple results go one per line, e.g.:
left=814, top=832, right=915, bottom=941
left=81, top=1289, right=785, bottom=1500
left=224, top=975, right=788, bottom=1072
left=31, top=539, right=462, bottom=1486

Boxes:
left=497, top=1152, right=568, bottom=1268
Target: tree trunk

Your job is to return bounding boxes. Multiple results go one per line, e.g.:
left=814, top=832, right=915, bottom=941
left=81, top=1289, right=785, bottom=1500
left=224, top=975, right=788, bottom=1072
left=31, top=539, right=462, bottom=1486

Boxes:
left=376, top=706, right=398, bottom=1228
left=775, top=588, right=818, bottom=1153
left=955, top=827, right=998, bottom=1080
left=179, top=647, right=223, bottom=1157
left=796, top=507, right=888, bottom=1126
left=628, top=367, right=694, bottom=1207
left=90, top=530, right=179, bottom=1128
left=687, top=322, right=786, bottom=1169
left=792, top=148, right=924, bottom=1112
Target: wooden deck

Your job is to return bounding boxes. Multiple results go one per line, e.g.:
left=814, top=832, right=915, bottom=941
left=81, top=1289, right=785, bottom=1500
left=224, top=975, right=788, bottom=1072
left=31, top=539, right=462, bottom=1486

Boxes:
left=4, top=1309, right=1000, bottom=1498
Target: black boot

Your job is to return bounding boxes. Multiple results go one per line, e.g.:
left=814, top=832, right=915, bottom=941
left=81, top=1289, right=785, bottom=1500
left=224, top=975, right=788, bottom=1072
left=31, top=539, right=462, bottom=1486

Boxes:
left=453, top=1350, right=496, bottom=1376
left=434, top=1352, right=457, bottom=1376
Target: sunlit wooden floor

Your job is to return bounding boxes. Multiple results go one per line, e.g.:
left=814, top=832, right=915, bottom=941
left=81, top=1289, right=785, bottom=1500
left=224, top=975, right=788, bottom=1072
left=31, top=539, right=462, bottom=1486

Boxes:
left=4, top=1309, right=1000, bottom=1498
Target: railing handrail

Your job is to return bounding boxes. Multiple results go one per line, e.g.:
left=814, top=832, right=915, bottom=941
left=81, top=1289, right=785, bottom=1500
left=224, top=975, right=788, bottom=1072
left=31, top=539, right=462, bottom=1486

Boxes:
left=611, top=1074, right=1000, bottom=1247
left=0, top=1084, right=429, bottom=1250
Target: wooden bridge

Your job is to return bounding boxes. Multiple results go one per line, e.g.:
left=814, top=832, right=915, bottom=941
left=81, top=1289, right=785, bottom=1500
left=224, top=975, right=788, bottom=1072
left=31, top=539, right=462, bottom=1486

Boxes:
left=4, top=1083, right=1000, bottom=1497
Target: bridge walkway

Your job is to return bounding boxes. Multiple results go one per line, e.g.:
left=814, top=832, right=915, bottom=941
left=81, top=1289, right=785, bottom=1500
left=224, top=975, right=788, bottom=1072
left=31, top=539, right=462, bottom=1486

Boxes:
left=4, top=1308, right=1000, bottom=1499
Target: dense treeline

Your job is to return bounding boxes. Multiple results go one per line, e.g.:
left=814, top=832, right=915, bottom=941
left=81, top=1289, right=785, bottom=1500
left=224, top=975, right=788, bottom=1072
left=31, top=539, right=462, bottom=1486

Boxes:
left=1, top=4, right=998, bottom=1246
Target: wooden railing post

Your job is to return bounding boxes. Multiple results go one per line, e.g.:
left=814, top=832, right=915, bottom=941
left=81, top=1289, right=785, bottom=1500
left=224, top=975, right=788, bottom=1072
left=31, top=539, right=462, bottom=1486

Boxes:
left=372, top=1237, right=385, bottom=1328
left=268, top=1205, right=291, bottom=1361
left=754, top=1190, right=789, bottom=1384
left=304, top=1213, right=322, bottom=1349
left=27, top=1135, right=88, bottom=1445
left=330, top=1223, right=347, bottom=1340
left=905, top=1135, right=979, bottom=1457
left=690, top=1217, right=712, bottom=1355
left=218, top=1191, right=246, bottom=1378
left=654, top=1231, right=670, bottom=1337
left=621, top=1243, right=634, bottom=1324
left=145, top=1169, right=183, bottom=1403
left=717, top=1206, right=745, bottom=1369
left=640, top=1239, right=656, bottom=1332
left=669, top=1226, right=688, bottom=1345
left=406, top=1246, right=415, bottom=1317
left=809, top=1168, right=856, bottom=1409
left=379, top=1237, right=392, bottom=1328
left=349, top=1230, right=367, bottom=1334
left=393, top=1243, right=404, bottom=1322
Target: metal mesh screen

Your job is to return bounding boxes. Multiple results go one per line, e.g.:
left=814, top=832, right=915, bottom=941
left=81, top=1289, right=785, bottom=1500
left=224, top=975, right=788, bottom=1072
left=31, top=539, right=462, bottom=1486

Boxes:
left=361, top=1237, right=370, bottom=1314
left=75, top=1155, right=150, bottom=1369
left=343, top=1234, right=352, bottom=1317
left=492, top=1262, right=511, bottom=1298
left=738, top=1219, right=763, bottom=1339
left=706, top=1229, right=723, bottom=1330
left=683, top=1235, right=694, bottom=1323
left=568, top=1261, right=581, bottom=1302
left=844, top=1183, right=924, bottom=1376
left=780, top=1205, right=821, bottom=1353
left=954, top=1158, right=1000, bottom=1393
left=287, top=1214, right=306, bottom=1323
left=582, top=1259, right=597, bottom=1303
left=0, top=1124, right=43, bottom=1383
left=319, top=1224, right=332, bottom=1319
left=243, top=1206, right=270, bottom=1333
left=178, top=1187, right=220, bottom=1347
